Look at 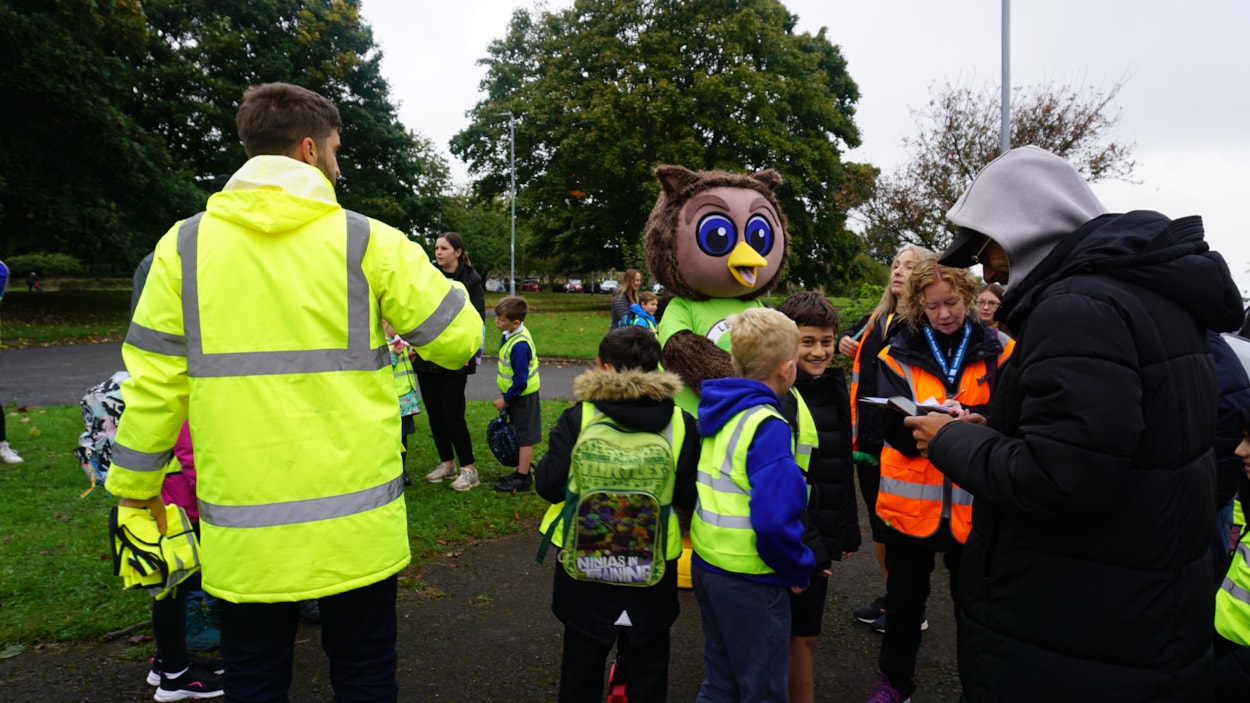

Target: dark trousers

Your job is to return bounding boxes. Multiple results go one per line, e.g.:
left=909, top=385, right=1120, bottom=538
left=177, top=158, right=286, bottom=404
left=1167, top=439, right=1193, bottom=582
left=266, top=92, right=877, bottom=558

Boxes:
left=415, top=372, right=475, bottom=466
left=879, top=541, right=962, bottom=699
left=220, top=575, right=398, bottom=703
left=559, top=626, right=670, bottom=703
left=152, top=583, right=189, bottom=672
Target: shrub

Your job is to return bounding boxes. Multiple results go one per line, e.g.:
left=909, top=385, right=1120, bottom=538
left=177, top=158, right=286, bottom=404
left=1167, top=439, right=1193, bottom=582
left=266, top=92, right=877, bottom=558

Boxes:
left=6, top=253, right=86, bottom=277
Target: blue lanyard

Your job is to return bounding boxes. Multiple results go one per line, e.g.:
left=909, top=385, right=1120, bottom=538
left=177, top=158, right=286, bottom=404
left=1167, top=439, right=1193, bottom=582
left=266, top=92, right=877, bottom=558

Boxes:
left=923, top=321, right=972, bottom=387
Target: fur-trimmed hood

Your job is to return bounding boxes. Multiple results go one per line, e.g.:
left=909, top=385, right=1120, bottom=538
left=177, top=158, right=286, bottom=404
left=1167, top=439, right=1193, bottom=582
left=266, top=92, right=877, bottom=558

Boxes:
left=572, top=367, right=684, bottom=433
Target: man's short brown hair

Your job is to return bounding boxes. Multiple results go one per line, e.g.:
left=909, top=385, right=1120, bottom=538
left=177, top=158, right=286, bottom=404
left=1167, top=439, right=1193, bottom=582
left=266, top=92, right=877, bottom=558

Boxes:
left=495, top=295, right=529, bottom=322
left=778, top=291, right=839, bottom=332
left=236, top=82, right=342, bottom=158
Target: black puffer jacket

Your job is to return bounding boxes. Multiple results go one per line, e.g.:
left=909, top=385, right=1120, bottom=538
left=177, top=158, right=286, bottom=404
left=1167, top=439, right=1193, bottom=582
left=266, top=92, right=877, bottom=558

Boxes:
left=930, top=211, right=1245, bottom=702
left=779, top=367, right=861, bottom=567
left=412, top=261, right=485, bottom=375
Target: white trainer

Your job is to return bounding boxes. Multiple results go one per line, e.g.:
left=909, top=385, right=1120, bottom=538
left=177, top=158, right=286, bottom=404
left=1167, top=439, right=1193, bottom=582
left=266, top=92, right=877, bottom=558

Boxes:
left=449, top=467, right=480, bottom=492
left=0, top=441, right=22, bottom=464
left=424, top=463, right=458, bottom=482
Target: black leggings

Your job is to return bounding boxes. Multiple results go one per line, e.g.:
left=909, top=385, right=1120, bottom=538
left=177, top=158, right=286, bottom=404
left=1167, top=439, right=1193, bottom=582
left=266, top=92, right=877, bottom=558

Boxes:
left=414, top=372, right=475, bottom=466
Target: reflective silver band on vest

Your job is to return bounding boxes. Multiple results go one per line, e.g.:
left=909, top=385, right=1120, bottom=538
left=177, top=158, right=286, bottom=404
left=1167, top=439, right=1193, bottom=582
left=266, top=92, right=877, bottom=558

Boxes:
left=112, top=443, right=173, bottom=474
left=879, top=476, right=946, bottom=503
left=951, top=486, right=974, bottom=506
left=177, top=210, right=388, bottom=377
left=199, top=475, right=405, bottom=529
left=796, top=443, right=815, bottom=458
left=400, top=285, right=468, bottom=348
left=696, top=408, right=776, bottom=529
left=125, top=322, right=188, bottom=357
left=1222, top=543, right=1250, bottom=605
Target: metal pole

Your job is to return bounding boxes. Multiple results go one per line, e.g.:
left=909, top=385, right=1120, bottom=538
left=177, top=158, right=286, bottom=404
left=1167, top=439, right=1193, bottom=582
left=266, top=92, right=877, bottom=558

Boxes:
left=509, top=116, right=516, bottom=296
left=1000, top=0, right=1011, bottom=154
left=495, top=111, right=517, bottom=295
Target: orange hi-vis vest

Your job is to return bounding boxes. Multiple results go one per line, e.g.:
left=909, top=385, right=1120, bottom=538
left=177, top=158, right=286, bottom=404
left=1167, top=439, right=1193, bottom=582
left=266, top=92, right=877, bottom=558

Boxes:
left=875, top=335, right=1013, bottom=543
left=849, top=313, right=892, bottom=452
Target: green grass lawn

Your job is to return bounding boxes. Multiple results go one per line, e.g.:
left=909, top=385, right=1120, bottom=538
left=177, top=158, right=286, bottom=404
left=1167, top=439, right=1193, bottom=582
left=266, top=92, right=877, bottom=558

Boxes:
left=0, top=400, right=563, bottom=646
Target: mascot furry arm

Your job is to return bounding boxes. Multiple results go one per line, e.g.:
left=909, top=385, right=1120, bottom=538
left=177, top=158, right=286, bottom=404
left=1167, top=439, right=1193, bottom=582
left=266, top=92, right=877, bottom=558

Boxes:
left=644, top=165, right=789, bottom=405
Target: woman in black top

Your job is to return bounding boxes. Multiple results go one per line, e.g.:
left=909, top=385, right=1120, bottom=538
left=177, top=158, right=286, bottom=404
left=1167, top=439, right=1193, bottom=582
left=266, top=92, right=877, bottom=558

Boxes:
left=414, top=232, right=487, bottom=491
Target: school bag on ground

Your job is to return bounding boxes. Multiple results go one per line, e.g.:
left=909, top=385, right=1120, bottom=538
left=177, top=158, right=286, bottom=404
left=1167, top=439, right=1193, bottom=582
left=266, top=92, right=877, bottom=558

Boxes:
left=537, top=403, right=679, bottom=587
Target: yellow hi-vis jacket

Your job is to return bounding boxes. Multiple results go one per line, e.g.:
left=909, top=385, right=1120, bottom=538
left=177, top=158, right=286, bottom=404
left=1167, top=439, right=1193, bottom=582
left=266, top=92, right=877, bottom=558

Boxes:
left=106, top=156, right=483, bottom=602
left=1217, top=531, right=1250, bottom=646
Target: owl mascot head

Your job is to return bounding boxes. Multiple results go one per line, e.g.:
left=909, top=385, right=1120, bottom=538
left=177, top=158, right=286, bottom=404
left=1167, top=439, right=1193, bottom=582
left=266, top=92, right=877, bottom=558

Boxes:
left=644, top=165, right=789, bottom=415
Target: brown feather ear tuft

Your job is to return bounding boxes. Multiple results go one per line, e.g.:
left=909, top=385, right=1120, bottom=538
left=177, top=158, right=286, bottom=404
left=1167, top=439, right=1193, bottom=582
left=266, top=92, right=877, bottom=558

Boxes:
left=655, top=165, right=701, bottom=197
left=750, top=168, right=783, bottom=192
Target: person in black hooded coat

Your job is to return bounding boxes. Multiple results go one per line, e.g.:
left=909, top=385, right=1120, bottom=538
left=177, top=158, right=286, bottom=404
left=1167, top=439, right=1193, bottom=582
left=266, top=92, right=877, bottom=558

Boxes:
left=907, top=146, right=1245, bottom=702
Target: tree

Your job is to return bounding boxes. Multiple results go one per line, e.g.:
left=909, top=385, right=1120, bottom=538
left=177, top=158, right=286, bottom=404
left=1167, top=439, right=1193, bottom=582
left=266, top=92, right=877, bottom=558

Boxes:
left=855, top=80, right=1136, bottom=260
left=0, top=0, right=204, bottom=274
left=134, top=0, right=450, bottom=240
left=437, top=188, right=518, bottom=278
left=451, top=0, right=872, bottom=291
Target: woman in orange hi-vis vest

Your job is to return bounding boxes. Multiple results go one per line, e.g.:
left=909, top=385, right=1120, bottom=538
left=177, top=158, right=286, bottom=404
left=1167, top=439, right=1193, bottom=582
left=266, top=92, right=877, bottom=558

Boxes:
left=866, top=255, right=1013, bottom=703
left=839, top=244, right=932, bottom=630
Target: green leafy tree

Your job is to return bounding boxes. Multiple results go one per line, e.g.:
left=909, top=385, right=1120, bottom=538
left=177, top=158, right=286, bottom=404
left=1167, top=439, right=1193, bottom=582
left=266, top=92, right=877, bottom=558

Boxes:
left=437, top=189, right=517, bottom=278
left=451, top=0, right=871, bottom=291
left=0, top=0, right=203, bottom=274
left=134, top=0, right=450, bottom=240
left=855, top=80, right=1137, bottom=260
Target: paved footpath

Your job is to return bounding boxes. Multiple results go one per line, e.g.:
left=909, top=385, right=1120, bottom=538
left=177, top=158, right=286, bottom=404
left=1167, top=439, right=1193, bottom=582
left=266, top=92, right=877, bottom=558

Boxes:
left=0, top=342, right=589, bottom=408
left=0, top=341, right=961, bottom=702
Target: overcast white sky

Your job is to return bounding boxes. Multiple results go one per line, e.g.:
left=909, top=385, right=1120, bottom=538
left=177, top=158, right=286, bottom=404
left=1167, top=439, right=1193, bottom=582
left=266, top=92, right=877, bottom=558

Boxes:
left=359, top=0, right=1250, bottom=293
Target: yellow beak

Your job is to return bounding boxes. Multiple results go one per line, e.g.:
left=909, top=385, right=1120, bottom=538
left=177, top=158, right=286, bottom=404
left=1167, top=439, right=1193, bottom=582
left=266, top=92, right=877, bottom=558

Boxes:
left=727, top=241, right=769, bottom=288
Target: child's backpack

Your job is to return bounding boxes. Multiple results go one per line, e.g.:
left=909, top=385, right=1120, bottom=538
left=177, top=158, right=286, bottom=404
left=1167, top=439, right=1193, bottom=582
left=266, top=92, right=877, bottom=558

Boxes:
left=538, top=403, right=679, bottom=587
left=74, top=371, right=128, bottom=496
left=486, top=410, right=519, bottom=467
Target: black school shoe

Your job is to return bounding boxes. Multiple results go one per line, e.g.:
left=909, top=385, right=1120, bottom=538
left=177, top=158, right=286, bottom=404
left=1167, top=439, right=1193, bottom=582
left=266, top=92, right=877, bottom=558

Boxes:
left=493, top=471, right=532, bottom=493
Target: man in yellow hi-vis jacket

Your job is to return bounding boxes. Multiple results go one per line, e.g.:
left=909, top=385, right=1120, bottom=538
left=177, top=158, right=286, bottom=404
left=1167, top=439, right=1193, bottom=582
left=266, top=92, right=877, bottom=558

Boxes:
left=106, top=82, right=482, bottom=702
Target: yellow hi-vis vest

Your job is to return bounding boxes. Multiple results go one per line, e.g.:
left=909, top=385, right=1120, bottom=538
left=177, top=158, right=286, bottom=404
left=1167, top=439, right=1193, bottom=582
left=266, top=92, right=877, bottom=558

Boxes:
left=1217, top=530, right=1250, bottom=646
left=789, top=387, right=817, bottom=475
left=391, top=343, right=418, bottom=398
left=537, top=403, right=686, bottom=560
left=497, top=325, right=541, bottom=396
left=106, top=156, right=482, bottom=602
left=691, top=405, right=792, bottom=575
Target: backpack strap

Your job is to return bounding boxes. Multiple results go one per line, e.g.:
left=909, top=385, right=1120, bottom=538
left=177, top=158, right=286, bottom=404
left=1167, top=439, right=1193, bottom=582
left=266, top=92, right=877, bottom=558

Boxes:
left=535, top=403, right=599, bottom=564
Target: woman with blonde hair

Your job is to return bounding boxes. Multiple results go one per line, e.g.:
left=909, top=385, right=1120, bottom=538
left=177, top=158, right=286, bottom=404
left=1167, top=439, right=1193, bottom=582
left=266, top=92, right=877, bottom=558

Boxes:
left=839, top=243, right=932, bottom=630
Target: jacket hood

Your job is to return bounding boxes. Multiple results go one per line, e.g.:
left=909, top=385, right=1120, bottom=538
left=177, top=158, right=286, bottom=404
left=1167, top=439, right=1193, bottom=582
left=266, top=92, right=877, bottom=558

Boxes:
left=1002, top=210, right=1245, bottom=333
left=697, top=377, right=781, bottom=437
left=573, top=367, right=682, bottom=433
left=944, top=145, right=1108, bottom=287
left=206, top=156, right=340, bottom=233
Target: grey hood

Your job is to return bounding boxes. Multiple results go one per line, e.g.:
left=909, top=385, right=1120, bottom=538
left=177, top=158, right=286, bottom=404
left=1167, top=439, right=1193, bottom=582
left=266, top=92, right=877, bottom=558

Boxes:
left=942, top=145, right=1108, bottom=286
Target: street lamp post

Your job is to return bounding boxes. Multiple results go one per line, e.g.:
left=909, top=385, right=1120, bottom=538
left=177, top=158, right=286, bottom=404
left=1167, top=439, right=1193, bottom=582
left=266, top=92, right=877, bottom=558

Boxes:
left=1001, top=0, right=1011, bottom=155
left=496, top=111, right=517, bottom=295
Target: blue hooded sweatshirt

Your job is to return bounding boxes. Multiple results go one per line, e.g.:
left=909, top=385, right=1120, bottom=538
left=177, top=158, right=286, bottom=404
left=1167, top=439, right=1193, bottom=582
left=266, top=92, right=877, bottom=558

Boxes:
left=694, top=377, right=816, bottom=587
left=626, top=302, right=657, bottom=330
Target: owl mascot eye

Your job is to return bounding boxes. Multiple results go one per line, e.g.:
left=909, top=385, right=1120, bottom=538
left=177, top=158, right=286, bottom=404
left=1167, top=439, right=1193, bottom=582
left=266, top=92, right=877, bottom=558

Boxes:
left=644, top=165, right=789, bottom=416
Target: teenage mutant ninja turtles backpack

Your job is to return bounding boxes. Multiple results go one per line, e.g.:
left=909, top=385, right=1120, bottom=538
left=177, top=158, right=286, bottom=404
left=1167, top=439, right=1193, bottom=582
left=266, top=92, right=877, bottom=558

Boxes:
left=537, top=403, right=679, bottom=587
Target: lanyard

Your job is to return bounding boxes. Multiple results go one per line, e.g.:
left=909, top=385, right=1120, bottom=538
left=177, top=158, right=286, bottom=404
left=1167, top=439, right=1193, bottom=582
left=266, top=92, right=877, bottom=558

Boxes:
left=923, top=321, right=971, bottom=388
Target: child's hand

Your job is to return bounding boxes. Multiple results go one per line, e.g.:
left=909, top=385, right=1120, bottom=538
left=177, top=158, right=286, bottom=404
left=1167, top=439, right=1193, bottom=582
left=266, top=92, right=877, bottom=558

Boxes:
left=493, top=397, right=507, bottom=412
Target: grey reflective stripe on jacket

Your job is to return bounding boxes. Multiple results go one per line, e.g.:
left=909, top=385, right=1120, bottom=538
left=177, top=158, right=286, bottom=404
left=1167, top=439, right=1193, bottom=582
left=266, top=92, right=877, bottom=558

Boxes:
left=695, top=408, right=766, bottom=530
left=175, top=210, right=388, bottom=378
left=199, top=475, right=406, bottom=529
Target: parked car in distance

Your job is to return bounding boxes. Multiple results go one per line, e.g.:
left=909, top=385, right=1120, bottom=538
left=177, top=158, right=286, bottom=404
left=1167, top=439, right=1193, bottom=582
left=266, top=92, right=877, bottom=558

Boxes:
left=652, top=282, right=665, bottom=295
left=520, top=278, right=542, bottom=292
left=564, top=279, right=584, bottom=294
left=598, top=279, right=619, bottom=294
left=485, top=278, right=505, bottom=292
